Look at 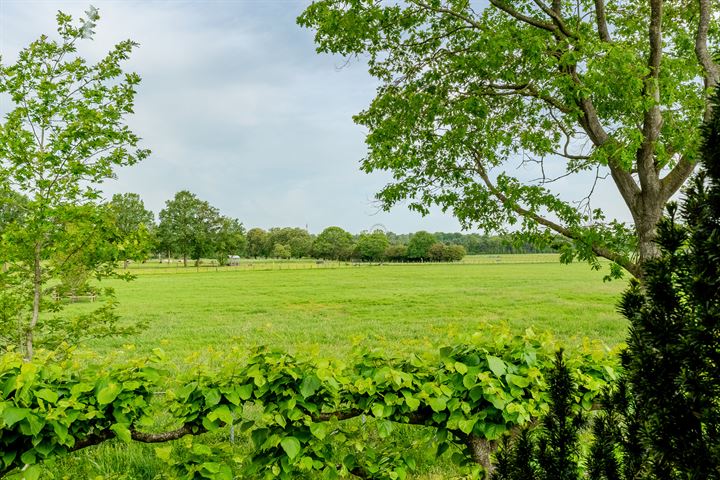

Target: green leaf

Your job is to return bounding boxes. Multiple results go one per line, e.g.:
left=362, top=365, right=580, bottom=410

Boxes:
left=483, top=422, right=507, bottom=440
left=428, top=397, right=447, bottom=413
left=299, top=374, right=321, bottom=398
left=155, top=445, right=172, bottom=462
left=204, top=388, right=221, bottom=407
left=454, top=362, right=468, bottom=374
left=377, top=419, right=394, bottom=438
left=35, top=389, right=59, bottom=403
left=486, top=355, right=507, bottom=377
left=237, top=383, right=253, bottom=400
left=97, top=383, right=121, bottom=405
left=280, top=436, right=301, bottom=460
left=309, top=422, right=327, bottom=440
left=208, top=405, right=234, bottom=425
left=110, top=423, right=132, bottom=443
left=371, top=402, right=387, bottom=418
left=2, top=407, right=28, bottom=426
left=458, top=418, right=477, bottom=435
left=506, top=374, right=531, bottom=388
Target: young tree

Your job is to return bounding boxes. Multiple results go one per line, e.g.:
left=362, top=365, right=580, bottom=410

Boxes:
left=158, top=191, right=220, bottom=267
left=299, top=0, right=720, bottom=278
left=0, top=8, right=149, bottom=359
left=108, top=193, right=155, bottom=268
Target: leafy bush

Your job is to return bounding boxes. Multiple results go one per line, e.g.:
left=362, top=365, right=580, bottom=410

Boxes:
left=0, top=328, right=615, bottom=479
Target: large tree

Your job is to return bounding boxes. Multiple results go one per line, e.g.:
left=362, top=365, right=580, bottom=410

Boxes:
left=299, top=0, right=720, bottom=277
left=0, top=8, right=149, bottom=359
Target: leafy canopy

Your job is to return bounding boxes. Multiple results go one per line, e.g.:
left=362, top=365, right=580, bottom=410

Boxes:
left=299, top=0, right=719, bottom=278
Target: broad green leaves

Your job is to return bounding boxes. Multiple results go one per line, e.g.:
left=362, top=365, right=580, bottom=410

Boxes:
left=0, top=329, right=616, bottom=478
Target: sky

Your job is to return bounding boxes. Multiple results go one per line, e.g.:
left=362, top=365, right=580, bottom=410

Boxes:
left=0, top=0, right=631, bottom=234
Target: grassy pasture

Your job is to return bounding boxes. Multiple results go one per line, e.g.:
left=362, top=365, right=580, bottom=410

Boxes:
left=53, top=255, right=628, bottom=479
left=86, top=255, right=627, bottom=359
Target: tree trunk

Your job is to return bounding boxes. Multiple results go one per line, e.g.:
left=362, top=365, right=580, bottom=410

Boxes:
left=466, top=435, right=498, bottom=478
left=183, top=254, right=187, bottom=267
left=26, top=242, right=42, bottom=361
left=633, top=195, right=664, bottom=268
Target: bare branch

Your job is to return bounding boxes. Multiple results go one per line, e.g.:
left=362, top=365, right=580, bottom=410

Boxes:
left=71, top=423, right=207, bottom=452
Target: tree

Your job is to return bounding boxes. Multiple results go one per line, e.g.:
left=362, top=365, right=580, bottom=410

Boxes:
left=272, top=243, right=291, bottom=259
left=428, top=243, right=447, bottom=262
left=312, top=226, right=355, bottom=260
left=108, top=193, right=155, bottom=268
left=0, top=8, right=149, bottom=360
left=267, top=227, right=314, bottom=258
left=299, top=0, right=720, bottom=278
left=384, top=243, right=408, bottom=261
left=213, top=216, right=247, bottom=265
left=158, top=191, right=220, bottom=267
left=492, top=88, right=720, bottom=480
left=355, top=230, right=389, bottom=261
left=590, top=89, right=720, bottom=480
left=246, top=228, right=270, bottom=258
left=446, top=244, right=467, bottom=262
left=406, top=231, right=437, bottom=260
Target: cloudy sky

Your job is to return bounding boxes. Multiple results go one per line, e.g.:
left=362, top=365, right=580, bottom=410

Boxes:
left=0, top=0, right=630, bottom=233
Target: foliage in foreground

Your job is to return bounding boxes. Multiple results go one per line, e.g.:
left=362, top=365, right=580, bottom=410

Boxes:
left=0, top=328, right=616, bottom=479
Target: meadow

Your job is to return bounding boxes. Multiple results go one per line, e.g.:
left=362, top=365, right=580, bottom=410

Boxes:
left=87, top=254, right=627, bottom=359
left=53, top=255, right=628, bottom=479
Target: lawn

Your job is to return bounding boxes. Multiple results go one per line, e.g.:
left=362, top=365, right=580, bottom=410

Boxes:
left=85, top=255, right=627, bottom=359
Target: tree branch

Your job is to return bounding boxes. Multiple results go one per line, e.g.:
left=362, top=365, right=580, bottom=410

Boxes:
left=635, top=0, right=663, bottom=195
left=696, top=0, right=720, bottom=121
left=593, top=0, right=611, bottom=42
left=410, top=0, right=483, bottom=30
left=531, top=0, right=577, bottom=39
left=71, top=422, right=207, bottom=451
left=472, top=154, right=642, bottom=277
left=488, top=0, right=557, bottom=33
left=661, top=156, right=696, bottom=201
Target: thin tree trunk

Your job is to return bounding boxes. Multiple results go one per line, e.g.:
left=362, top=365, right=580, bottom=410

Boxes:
left=26, top=242, right=42, bottom=361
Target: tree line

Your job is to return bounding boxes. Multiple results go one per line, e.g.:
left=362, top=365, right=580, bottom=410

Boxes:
left=0, top=189, right=557, bottom=268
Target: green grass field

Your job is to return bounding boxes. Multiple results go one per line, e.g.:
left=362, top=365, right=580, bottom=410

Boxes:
left=55, top=255, right=629, bottom=479
left=87, top=255, right=627, bottom=360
